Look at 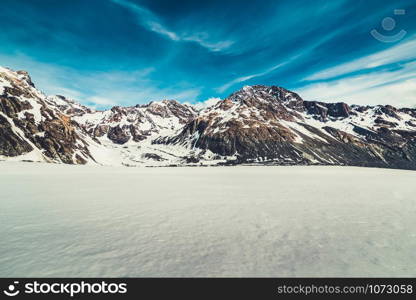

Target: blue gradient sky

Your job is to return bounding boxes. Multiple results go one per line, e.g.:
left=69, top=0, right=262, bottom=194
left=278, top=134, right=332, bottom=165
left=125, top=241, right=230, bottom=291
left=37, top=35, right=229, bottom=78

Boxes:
left=0, top=0, right=415, bottom=108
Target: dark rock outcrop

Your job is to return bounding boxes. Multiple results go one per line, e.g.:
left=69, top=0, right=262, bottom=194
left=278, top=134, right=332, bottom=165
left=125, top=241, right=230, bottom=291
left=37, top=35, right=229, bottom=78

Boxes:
left=0, top=67, right=95, bottom=164
left=156, top=85, right=416, bottom=169
left=1, top=67, right=416, bottom=170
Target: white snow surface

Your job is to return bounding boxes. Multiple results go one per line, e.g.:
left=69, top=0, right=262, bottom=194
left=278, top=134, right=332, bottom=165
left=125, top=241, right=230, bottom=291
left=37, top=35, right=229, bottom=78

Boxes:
left=1, top=162, right=415, bottom=277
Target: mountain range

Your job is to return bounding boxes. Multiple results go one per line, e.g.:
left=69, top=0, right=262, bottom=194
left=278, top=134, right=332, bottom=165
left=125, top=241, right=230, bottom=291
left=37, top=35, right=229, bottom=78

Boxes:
left=1, top=66, right=416, bottom=169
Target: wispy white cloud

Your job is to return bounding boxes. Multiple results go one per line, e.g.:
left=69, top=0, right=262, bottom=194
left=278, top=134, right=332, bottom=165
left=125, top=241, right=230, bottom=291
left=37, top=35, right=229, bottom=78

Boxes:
left=305, top=36, right=416, bottom=81
left=215, top=14, right=375, bottom=94
left=182, top=33, right=234, bottom=53
left=0, top=53, right=200, bottom=108
left=85, top=87, right=201, bottom=109
left=217, top=62, right=290, bottom=93
left=86, top=96, right=118, bottom=107
left=185, top=97, right=221, bottom=110
left=111, top=0, right=234, bottom=52
left=298, top=61, right=416, bottom=107
left=50, top=87, right=84, bottom=100
left=298, top=36, right=416, bottom=107
left=111, top=0, right=179, bottom=41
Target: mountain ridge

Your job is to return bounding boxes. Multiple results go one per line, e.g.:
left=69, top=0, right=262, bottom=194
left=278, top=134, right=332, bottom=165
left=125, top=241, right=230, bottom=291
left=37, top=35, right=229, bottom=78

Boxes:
left=1, top=66, right=416, bottom=169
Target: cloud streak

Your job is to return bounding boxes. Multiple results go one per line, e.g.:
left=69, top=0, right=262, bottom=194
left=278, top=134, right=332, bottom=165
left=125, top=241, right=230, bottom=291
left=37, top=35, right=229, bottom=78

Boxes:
left=214, top=13, right=376, bottom=94
left=298, top=34, right=416, bottom=108
left=216, top=62, right=289, bottom=93
left=111, top=0, right=234, bottom=52
left=298, top=61, right=416, bottom=107
left=0, top=53, right=200, bottom=109
left=1, top=0, right=415, bottom=108
left=305, top=36, right=416, bottom=81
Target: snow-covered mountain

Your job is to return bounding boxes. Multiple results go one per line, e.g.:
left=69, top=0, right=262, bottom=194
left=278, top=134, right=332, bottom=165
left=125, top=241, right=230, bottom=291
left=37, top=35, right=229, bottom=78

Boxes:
left=1, top=67, right=416, bottom=169
left=0, top=67, right=100, bottom=164
left=160, top=85, right=416, bottom=169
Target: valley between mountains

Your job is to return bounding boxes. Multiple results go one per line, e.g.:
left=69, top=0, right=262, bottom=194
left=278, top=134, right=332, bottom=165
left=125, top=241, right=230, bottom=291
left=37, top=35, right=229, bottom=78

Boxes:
left=1, top=66, right=416, bottom=169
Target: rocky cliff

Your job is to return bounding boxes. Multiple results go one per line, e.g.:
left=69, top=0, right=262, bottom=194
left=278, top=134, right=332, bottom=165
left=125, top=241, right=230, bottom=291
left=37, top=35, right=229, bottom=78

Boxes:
left=1, top=67, right=416, bottom=169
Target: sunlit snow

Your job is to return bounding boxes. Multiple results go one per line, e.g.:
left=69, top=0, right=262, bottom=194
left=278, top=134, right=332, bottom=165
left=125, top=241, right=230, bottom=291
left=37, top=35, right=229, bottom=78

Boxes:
left=0, top=162, right=415, bottom=277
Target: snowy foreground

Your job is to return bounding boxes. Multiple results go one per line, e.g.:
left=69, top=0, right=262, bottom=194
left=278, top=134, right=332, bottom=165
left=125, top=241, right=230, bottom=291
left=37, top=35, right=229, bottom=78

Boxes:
left=1, top=162, right=416, bottom=277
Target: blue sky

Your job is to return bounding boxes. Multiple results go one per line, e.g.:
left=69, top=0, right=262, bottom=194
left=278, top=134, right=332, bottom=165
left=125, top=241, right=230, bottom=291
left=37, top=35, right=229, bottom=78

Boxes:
left=0, top=0, right=415, bottom=108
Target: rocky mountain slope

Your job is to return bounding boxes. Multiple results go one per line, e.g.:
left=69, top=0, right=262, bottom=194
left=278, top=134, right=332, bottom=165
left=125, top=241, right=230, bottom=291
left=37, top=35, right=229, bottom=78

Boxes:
left=1, top=67, right=416, bottom=169
left=0, top=67, right=100, bottom=164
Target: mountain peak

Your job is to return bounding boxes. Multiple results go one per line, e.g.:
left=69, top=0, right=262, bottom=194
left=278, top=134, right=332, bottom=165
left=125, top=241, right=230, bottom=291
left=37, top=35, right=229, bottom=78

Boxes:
left=227, top=84, right=303, bottom=106
left=15, top=70, right=35, bottom=87
left=2, top=66, right=416, bottom=169
left=0, top=67, right=36, bottom=89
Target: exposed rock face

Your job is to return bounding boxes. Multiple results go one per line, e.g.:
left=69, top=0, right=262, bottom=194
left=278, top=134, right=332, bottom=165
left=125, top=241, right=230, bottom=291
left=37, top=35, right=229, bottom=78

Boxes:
left=0, top=67, right=97, bottom=164
left=157, top=85, right=416, bottom=169
left=1, top=67, right=416, bottom=169
left=107, top=125, right=131, bottom=144
left=46, top=95, right=93, bottom=116
left=0, top=113, right=33, bottom=156
left=73, top=100, right=197, bottom=145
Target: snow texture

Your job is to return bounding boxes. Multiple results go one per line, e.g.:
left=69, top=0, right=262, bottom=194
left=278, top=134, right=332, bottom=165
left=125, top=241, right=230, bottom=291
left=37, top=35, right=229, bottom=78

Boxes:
left=0, top=162, right=415, bottom=277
